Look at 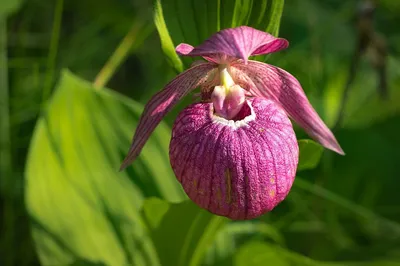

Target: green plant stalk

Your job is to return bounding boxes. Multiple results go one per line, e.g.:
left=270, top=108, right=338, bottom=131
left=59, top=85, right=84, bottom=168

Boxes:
left=93, top=23, right=142, bottom=89
left=42, top=0, right=64, bottom=103
left=0, top=18, right=11, bottom=194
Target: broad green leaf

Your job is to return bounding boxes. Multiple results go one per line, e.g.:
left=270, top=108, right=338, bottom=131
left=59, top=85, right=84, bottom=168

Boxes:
left=25, top=70, right=185, bottom=265
left=297, top=139, right=324, bottom=171
left=204, top=221, right=284, bottom=266
left=0, top=0, right=23, bottom=18
left=142, top=198, right=228, bottom=266
left=154, top=0, right=286, bottom=71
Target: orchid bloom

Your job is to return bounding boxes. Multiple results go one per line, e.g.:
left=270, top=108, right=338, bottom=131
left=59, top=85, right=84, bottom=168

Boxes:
left=121, top=26, right=343, bottom=220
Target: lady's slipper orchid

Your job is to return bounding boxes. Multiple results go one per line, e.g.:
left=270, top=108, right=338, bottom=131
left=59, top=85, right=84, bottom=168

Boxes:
left=121, top=26, right=343, bottom=220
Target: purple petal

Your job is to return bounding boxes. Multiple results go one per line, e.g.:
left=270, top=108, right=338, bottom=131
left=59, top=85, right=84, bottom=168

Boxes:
left=176, top=26, right=288, bottom=64
left=170, top=98, right=298, bottom=219
left=120, top=62, right=216, bottom=170
left=232, top=61, right=344, bottom=155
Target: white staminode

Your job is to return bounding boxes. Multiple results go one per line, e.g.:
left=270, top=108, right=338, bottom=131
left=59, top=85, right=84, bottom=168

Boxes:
left=211, top=100, right=256, bottom=129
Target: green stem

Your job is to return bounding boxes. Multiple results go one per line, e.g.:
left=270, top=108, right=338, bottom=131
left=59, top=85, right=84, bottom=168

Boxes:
left=0, top=18, right=11, bottom=194
left=93, top=23, right=142, bottom=89
left=42, top=0, right=64, bottom=103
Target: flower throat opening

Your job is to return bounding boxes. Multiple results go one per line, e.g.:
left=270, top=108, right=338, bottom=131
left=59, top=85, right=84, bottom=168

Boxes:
left=211, top=67, right=248, bottom=120
left=211, top=99, right=254, bottom=129
left=230, top=100, right=252, bottom=121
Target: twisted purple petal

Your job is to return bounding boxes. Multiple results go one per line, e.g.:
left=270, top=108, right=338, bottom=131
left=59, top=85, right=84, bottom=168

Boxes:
left=120, top=62, right=216, bottom=170
left=176, top=26, right=288, bottom=64
left=232, top=60, right=344, bottom=155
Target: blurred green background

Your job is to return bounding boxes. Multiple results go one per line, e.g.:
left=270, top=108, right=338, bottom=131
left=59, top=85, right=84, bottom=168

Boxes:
left=1, top=0, right=400, bottom=265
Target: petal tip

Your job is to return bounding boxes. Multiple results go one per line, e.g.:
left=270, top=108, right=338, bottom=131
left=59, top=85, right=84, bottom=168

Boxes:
left=323, top=138, right=345, bottom=156
left=176, top=43, right=194, bottom=55
left=325, top=137, right=345, bottom=156
left=119, top=158, right=132, bottom=172
left=281, top=38, right=289, bottom=50
left=333, top=146, right=345, bottom=156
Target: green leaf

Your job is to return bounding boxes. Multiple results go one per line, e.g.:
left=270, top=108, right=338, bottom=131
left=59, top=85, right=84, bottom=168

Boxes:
left=154, top=0, right=183, bottom=73
left=142, top=198, right=228, bottom=266
left=142, top=197, right=170, bottom=230
left=234, top=241, right=289, bottom=266
left=25, top=70, right=185, bottom=265
left=0, top=0, right=23, bottom=18
left=154, top=0, right=286, bottom=71
left=297, top=139, right=324, bottom=171
left=204, top=221, right=284, bottom=266
left=265, top=0, right=285, bottom=37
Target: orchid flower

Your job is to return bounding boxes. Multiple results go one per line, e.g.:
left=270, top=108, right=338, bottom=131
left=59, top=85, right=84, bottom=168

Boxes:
left=121, top=26, right=343, bottom=220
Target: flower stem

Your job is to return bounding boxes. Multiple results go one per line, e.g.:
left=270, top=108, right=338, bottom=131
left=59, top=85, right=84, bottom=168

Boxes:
left=42, top=0, right=64, bottom=103
left=93, top=23, right=142, bottom=89
left=0, top=18, right=11, bottom=195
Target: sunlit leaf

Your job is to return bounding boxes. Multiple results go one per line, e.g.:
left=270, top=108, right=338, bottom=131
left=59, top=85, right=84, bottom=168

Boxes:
left=142, top=198, right=228, bottom=266
left=265, top=0, right=284, bottom=37
left=154, top=0, right=286, bottom=71
left=297, top=139, right=324, bottom=171
left=154, top=0, right=183, bottom=73
left=25, top=70, right=185, bottom=265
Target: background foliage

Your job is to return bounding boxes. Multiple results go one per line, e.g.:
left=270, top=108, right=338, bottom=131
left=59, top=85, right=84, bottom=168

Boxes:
left=1, top=0, right=400, bottom=265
